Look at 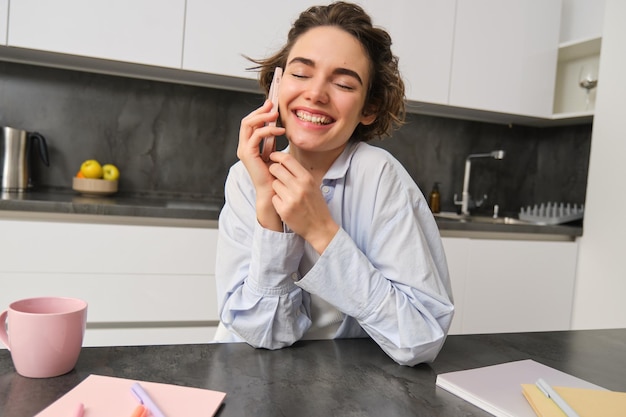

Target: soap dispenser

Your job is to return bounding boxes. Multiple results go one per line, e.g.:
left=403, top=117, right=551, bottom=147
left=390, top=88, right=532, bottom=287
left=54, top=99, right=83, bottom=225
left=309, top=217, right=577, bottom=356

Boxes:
left=429, top=182, right=441, bottom=213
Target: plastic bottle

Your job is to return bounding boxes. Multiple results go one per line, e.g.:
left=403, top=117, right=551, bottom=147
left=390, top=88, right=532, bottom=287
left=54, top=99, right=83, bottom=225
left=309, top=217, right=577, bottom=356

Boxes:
left=429, top=182, right=441, bottom=213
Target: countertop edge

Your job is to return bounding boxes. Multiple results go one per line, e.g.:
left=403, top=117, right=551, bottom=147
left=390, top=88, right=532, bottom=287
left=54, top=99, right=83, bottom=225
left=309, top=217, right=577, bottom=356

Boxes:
left=439, top=229, right=579, bottom=242
left=0, top=210, right=219, bottom=228
left=0, top=209, right=580, bottom=241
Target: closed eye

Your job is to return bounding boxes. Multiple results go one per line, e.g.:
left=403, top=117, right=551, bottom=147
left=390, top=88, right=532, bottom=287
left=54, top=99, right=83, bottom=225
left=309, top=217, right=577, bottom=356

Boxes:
left=335, top=82, right=355, bottom=91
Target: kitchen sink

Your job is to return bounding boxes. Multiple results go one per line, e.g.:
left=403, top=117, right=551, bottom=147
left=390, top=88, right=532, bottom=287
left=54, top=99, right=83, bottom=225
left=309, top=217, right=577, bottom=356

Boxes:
left=433, top=212, right=530, bottom=225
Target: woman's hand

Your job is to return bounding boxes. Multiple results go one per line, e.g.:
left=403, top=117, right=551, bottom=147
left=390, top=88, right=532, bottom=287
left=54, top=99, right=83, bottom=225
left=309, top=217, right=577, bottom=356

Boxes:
left=268, top=152, right=339, bottom=254
left=238, top=100, right=286, bottom=231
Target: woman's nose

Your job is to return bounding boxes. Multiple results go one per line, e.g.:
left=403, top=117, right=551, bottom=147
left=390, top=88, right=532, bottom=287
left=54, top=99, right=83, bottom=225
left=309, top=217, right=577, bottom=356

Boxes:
left=303, top=78, right=329, bottom=104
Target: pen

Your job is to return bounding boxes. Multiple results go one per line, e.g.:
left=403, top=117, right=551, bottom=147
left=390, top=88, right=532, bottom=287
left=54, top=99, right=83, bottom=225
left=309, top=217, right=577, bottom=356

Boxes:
left=72, top=402, right=84, bottom=417
left=535, top=378, right=581, bottom=417
left=131, top=382, right=167, bottom=417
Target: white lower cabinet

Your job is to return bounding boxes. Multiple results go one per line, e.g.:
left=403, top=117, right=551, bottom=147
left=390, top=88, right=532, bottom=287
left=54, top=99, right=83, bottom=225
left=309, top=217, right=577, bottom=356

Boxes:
left=0, top=219, right=219, bottom=347
left=1, top=218, right=579, bottom=344
left=442, top=237, right=579, bottom=334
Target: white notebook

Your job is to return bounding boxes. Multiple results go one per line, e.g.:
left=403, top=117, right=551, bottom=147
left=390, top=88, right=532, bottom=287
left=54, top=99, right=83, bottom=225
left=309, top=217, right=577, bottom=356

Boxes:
left=435, top=359, right=606, bottom=417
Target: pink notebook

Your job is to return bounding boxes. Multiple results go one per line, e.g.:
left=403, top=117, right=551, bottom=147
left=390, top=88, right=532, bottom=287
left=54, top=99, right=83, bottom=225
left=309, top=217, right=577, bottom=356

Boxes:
left=35, top=374, right=226, bottom=416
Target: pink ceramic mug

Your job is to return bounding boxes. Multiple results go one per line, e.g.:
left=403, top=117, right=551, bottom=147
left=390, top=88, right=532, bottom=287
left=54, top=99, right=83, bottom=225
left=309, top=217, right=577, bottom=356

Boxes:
left=0, top=296, right=88, bottom=378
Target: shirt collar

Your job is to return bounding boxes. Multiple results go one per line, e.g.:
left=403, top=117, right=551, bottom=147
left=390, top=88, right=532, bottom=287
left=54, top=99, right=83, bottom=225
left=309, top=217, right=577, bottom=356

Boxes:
left=281, top=141, right=362, bottom=182
left=324, top=141, right=360, bottom=181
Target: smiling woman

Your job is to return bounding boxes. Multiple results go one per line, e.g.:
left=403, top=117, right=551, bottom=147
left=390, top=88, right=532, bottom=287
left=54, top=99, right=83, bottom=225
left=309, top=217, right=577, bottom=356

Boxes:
left=214, top=1, right=454, bottom=367
left=250, top=2, right=405, bottom=143
left=277, top=26, right=377, bottom=166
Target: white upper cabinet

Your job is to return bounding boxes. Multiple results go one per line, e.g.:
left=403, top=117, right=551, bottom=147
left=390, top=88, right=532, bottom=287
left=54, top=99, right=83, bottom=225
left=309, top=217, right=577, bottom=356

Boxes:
left=0, top=0, right=7, bottom=45
left=7, top=0, right=186, bottom=68
left=358, top=0, right=456, bottom=105
left=183, top=0, right=456, bottom=105
left=449, top=0, right=562, bottom=118
left=560, top=0, right=605, bottom=43
left=2, top=0, right=582, bottom=123
left=183, top=0, right=312, bottom=79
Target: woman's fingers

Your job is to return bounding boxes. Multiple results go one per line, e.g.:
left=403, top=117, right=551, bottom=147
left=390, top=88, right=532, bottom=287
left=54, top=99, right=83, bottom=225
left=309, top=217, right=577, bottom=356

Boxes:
left=237, top=100, right=284, bottom=161
left=268, top=151, right=309, bottom=181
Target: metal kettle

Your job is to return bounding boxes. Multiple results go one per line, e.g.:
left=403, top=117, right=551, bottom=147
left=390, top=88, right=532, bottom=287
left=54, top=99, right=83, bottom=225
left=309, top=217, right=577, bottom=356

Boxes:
left=1, top=126, right=50, bottom=192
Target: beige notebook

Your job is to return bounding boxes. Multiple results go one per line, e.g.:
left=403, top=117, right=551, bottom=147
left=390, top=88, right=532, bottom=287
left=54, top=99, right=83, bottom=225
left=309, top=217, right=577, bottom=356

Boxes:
left=35, top=374, right=226, bottom=417
left=436, top=359, right=606, bottom=417
left=522, top=384, right=626, bottom=417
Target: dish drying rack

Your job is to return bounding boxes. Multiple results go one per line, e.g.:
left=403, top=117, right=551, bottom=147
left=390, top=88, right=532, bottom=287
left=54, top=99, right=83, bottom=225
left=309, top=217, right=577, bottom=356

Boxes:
left=518, top=202, right=584, bottom=225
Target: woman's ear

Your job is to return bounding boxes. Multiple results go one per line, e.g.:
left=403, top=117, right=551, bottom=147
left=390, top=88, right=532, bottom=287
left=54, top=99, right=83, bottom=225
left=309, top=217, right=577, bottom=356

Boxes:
left=360, top=104, right=378, bottom=126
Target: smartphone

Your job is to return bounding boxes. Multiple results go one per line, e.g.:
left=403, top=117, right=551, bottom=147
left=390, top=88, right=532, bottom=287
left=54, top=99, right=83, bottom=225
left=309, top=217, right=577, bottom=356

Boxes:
left=261, top=67, right=283, bottom=162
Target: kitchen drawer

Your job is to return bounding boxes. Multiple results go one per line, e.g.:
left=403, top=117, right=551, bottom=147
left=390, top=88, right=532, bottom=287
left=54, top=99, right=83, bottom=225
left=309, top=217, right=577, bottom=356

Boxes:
left=0, top=272, right=218, bottom=324
left=0, top=219, right=217, bottom=275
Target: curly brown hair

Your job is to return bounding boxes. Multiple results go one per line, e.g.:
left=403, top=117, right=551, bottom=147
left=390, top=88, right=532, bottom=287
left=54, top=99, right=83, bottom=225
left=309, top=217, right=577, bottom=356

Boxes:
left=248, top=1, right=405, bottom=142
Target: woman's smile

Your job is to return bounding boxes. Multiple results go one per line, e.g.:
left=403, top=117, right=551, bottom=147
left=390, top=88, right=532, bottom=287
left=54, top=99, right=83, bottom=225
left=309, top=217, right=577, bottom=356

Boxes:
left=294, top=109, right=335, bottom=126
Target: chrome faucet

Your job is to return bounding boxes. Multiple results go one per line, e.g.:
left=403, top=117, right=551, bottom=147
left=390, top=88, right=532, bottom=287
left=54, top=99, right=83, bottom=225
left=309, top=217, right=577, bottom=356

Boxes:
left=454, top=150, right=505, bottom=215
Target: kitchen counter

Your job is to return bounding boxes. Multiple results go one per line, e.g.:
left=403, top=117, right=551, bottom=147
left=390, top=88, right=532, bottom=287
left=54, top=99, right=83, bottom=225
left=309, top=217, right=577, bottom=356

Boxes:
left=1, top=329, right=624, bottom=417
left=0, top=187, right=582, bottom=239
left=436, top=215, right=583, bottom=241
left=0, top=187, right=223, bottom=223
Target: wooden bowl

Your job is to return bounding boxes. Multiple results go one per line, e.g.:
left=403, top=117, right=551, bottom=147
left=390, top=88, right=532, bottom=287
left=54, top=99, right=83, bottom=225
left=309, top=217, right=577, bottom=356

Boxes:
left=72, top=177, right=118, bottom=196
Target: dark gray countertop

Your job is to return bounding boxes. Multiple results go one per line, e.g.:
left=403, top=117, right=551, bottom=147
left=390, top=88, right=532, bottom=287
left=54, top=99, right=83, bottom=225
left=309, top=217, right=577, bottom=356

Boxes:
left=0, top=188, right=224, bottom=221
left=435, top=215, right=583, bottom=239
left=0, top=187, right=583, bottom=238
left=1, top=329, right=624, bottom=417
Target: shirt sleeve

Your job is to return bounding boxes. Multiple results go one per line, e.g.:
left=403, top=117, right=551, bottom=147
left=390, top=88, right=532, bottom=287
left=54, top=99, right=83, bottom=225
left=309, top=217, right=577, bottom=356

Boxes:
left=295, top=152, right=455, bottom=366
left=215, top=164, right=312, bottom=348
left=296, top=210, right=454, bottom=366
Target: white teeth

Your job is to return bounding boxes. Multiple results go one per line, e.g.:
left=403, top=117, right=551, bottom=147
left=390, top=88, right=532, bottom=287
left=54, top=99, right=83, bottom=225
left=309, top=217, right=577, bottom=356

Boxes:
left=296, top=110, right=332, bottom=125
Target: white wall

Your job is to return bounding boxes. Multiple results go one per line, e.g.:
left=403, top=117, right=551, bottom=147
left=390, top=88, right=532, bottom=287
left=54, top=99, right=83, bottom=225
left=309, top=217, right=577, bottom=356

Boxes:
left=572, top=0, right=626, bottom=329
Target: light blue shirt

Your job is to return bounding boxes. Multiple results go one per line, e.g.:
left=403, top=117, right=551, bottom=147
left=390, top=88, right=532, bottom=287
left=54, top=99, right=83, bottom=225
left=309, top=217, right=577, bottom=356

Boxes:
left=215, top=141, right=454, bottom=366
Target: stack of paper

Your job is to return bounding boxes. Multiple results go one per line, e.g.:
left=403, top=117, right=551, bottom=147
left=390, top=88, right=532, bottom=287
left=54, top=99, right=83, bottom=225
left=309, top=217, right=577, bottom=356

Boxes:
left=435, top=359, right=609, bottom=417
left=35, top=374, right=226, bottom=417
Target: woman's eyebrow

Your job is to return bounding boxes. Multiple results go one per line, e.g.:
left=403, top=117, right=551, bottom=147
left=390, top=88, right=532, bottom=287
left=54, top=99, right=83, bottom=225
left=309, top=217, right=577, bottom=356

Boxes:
left=287, top=57, right=364, bottom=86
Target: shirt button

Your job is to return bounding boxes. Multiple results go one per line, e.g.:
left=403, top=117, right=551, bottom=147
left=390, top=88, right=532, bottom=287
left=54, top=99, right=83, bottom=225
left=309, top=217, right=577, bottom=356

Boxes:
left=291, top=272, right=299, bottom=281
left=321, top=185, right=330, bottom=194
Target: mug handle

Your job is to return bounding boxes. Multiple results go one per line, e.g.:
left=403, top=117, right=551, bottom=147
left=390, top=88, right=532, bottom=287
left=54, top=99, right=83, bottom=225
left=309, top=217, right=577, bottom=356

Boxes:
left=0, top=310, right=10, bottom=350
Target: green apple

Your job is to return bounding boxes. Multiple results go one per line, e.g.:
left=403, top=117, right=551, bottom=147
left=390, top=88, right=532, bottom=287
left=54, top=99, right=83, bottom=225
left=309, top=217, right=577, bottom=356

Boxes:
left=80, top=160, right=103, bottom=179
left=102, top=164, right=120, bottom=181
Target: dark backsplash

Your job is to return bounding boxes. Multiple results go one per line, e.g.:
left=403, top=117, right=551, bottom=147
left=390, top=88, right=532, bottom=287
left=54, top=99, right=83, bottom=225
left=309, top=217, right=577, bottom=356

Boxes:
left=0, top=61, right=591, bottom=216
left=376, top=115, right=592, bottom=215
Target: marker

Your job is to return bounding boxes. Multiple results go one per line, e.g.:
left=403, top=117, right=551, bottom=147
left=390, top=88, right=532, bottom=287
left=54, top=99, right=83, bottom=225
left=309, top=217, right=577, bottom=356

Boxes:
left=535, top=378, right=580, bottom=417
left=72, top=402, right=84, bottom=417
left=131, top=382, right=167, bottom=417
left=130, top=404, right=149, bottom=417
